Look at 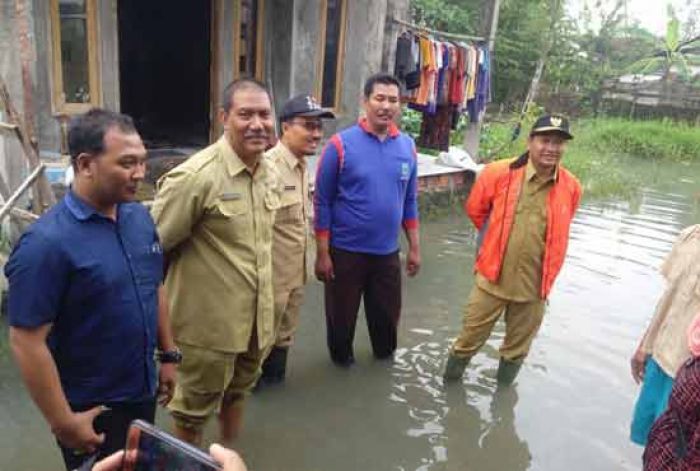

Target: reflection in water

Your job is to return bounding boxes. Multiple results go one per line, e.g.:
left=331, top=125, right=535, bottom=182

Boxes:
left=392, top=341, right=531, bottom=471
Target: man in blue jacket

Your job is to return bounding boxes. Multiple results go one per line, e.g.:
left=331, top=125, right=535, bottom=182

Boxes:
left=314, top=73, right=421, bottom=366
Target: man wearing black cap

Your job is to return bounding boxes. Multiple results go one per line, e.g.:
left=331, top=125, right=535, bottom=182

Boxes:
left=259, top=95, right=335, bottom=384
left=443, top=114, right=582, bottom=385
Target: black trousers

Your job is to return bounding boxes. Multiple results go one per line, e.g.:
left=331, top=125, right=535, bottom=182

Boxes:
left=59, top=398, right=156, bottom=470
left=324, top=248, right=401, bottom=364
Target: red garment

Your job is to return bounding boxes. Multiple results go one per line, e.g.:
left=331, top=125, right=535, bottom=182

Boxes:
left=644, top=356, right=700, bottom=470
left=417, top=105, right=453, bottom=151
left=449, top=47, right=466, bottom=105
left=465, top=155, right=582, bottom=299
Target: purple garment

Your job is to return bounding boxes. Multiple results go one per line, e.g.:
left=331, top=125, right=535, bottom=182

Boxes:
left=467, top=46, right=491, bottom=123
left=436, top=43, right=450, bottom=105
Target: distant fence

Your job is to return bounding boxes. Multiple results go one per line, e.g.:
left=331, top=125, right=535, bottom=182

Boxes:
left=601, top=78, right=700, bottom=122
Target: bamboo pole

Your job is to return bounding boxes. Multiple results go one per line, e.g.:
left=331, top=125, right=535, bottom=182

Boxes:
left=0, top=75, right=56, bottom=213
left=0, top=163, right=46, bottom=223
left=391, top=17, right=485, bottom=42
left=10, top=207, right=39, bottom=223
left=0, top=171, right=9, bottom=200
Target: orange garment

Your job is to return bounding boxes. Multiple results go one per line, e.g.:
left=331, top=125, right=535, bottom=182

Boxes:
left=465, top=154, right=582, bottom=299
left=416, top=36, right=436, bottom=106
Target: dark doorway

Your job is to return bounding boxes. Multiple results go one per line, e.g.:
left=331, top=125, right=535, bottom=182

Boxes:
left=118, top=0, right=211, bottom=149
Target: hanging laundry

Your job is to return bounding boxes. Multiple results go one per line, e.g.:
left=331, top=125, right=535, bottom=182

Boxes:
left=395, top=32, right=419, bottom=91
left=394, top=29, right=493, bottom=149
left=418, top=105, right=455, bottom=152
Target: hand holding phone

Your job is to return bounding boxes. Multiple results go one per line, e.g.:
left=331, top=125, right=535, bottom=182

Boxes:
left=209, top=444, right=248, bottom=471
left=122, top=420, right=221, bottom=471
left=91, top=444, right=248, bottom=471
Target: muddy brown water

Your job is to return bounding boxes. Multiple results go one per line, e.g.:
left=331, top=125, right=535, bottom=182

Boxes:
left=1, top=157, right=699, bottom=470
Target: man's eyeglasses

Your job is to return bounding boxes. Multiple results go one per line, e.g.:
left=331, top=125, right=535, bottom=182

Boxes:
left=288, top=119, right=324, bottom=132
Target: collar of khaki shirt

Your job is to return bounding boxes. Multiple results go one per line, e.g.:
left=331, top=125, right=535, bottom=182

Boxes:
left=218, top=135, right=265, bottom=178
left=526, top=157, right=558, bottom=184
left=275, top=141, right=306, bottom=172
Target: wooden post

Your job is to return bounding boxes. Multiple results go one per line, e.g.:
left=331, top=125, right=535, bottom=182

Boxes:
left=463, top=0, right=501, bottom=162
left=0, top=76, right=56, bottom=213
left=0, top=163, right=46, bottom=223
left=0, top=169, right=10, bottom=200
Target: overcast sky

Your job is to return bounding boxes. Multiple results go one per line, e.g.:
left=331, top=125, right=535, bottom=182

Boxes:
left=567, top=0, right=698, bottom=36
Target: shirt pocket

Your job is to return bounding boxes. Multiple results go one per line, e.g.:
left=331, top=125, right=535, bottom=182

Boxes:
left=212, top=198, right=249, bottom=218
left=133, top=242, right=164, bottom=288
left=205, top=197, right=251, bottom=240
left=276, top=202, right=304, bottom=224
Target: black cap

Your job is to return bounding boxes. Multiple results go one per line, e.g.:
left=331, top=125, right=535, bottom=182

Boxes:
left=530, top=114, right=573, bottom=140
left=280, top=95, right=336, bottom=121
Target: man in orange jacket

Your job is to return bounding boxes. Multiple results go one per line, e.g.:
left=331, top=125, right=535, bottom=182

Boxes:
left=443, top=115, right=582, bottom=385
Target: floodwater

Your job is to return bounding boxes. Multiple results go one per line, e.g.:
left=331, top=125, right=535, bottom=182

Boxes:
left=2, top=157, right=700, bottom=470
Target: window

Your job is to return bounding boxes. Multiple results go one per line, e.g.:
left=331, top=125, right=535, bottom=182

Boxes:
left=49, top=0, right=100, bottom=113
left=316, top=0, right=347, bottom=109
left=234, top=0, right=265, bottom=80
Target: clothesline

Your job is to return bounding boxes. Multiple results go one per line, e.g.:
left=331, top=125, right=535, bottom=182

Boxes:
left=394, top=27, right=492, bottom=151
left=391, top=17, right=485, bottom=43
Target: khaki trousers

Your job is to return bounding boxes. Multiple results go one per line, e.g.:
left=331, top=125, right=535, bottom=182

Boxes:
left=273, top=285, right=305, bottom=348
left=169, top=332, right=264, bottom=433
left=451, top=285, right=546, bottom=361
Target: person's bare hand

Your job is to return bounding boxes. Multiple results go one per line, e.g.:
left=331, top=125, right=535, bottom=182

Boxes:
left=210, top=443, right=248, bottom=471
left=631, top=347, right=647, bottom=384
left=93, top=451, right=124, bottom=471
left=158, top=363, right=176, bottom=406
left=406, top=248, right=421, bottom=277
left=314, top=253, right=334, bottom=282
left=53, top=406, right=105, bottom=453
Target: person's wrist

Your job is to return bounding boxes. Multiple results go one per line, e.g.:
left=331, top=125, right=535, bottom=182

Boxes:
left=50, top=410, right=76, bottom=436
left=156, top=347, right=183, bottom=364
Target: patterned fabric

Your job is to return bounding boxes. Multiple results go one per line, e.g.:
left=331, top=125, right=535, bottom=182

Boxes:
left=644, top=356, right=700, bottom=470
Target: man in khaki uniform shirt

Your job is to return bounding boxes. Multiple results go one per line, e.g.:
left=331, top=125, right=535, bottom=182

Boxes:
left=449, top=161, right=553, bottom=378
left=260, top=95, right=335, bottom=384
left=444, top=116, right=581, bottom=385
left=150, top=79, right=279, bottom=445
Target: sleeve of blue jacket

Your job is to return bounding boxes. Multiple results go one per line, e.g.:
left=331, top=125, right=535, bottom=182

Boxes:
left=402, top=141, right=419, bottom=230
left=314, top=135, right=341, bottom=239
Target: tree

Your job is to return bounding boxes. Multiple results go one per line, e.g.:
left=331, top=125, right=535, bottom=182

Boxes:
left=488, top=0, right=556, bottom=106
left=627, top=6, right=700, bottom=82
left=410, top=0, right=475, bottom=34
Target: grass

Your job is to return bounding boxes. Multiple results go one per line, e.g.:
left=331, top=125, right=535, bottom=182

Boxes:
left=477, top=117, right=700, bottom=199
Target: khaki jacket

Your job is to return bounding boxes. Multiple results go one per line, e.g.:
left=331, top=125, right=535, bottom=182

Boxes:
left=266, top=142, right=311, bottom=292
left=151, top=136, right=281, bottom=353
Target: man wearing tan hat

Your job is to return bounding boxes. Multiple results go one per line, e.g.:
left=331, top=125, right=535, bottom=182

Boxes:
left=259, top=95, right=335, bottom=384
left=443, top=115, right=582, bottom=385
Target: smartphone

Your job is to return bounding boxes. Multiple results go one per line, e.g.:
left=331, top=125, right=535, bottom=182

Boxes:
left=93, top=407, right=115, bottom=435
left=121, top=420, right=221, bottom=471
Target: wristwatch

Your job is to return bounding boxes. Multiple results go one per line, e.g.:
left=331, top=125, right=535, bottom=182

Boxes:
left=157, top=348, right=183, bottom=364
